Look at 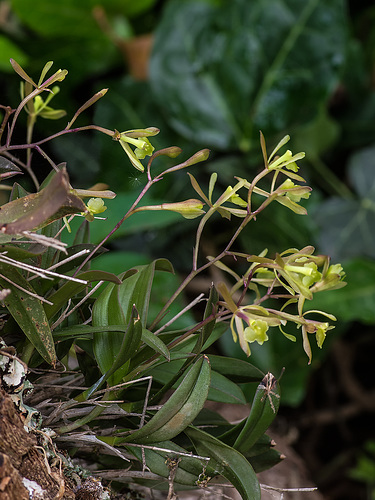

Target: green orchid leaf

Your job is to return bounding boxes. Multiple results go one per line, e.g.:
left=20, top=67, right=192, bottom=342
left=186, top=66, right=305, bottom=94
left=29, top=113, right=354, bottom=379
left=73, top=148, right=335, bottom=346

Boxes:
left=72, top=219, right=90, bottom=246
left=92, top=278, right=131, bottom=383
left=193, top=408, right=231, bottom=428
left=118, top=356, right=210, bottom=445
left=208, top=371, right=246, bottom=404
left=44, top=270, right=122, bottom=321
left=84, top=307, right=142, bottom=399
left=38, top=219, right=63, bottom=278
left=141, top=328, right=170, bottom=361
left=186, top=427, right=261, bottom=500
left=117, top=259, right=174, bottom=327
left=151, top=0, right=347, bottom=150
left=233, top=374, right=280, bottom=454
left=144, top=324, right=229, bottom=383
left=174, top=322, right=229, bottom=355
left=208, top=355, right=264, bottom=383
left=245, top=434, right=276, bottom=458
left=9, top=182, right=29, bottom=202
left=0, top=244, right=45, bottom=261
left=53, top=324, right=138, bottom=342
left=146, top=359, right=246, bottom=404
left=127, top=439, right=208, bottom=488
left=247, top=448, right=284, bottom=473
left=192, top=284, right=219, bottom=354
left=93, top=259, right=174, bottom=380
left=54, top=244, right=108, bottom=275
left=0, top=264, right=56, bottom=365
left=128, top=329, right=187, bottom=373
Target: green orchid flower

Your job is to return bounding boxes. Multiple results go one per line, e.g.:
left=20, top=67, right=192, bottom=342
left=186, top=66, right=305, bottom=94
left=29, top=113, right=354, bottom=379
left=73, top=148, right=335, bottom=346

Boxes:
left=85, top=197, right=107, bottom=222
left=114, top=127, right=159, bottom=172
left=267, top=134, right=305, bottom=171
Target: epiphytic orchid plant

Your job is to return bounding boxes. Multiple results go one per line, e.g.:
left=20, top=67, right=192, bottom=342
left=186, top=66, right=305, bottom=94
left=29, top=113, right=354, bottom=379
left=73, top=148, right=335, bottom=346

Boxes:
left=0, top=60, right=345, bottom=500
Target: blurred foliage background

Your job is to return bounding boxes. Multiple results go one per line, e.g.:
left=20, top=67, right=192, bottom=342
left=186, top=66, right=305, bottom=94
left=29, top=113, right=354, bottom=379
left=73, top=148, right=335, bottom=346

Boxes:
left=1, top=0, right=375, bottom=498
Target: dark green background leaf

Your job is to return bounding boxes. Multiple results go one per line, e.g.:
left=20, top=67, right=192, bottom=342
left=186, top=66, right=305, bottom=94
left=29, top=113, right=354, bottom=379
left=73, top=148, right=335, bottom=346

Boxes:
left=314, top=145, right=375, bottom=261
left=150, top=0, right=347, bottom=150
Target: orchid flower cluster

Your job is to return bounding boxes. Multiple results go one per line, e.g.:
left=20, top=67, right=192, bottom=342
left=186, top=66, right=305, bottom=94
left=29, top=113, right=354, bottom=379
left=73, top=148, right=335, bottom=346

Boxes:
left=93, top=125, right=345, bottom=363
left=108, top=128, right=345, bottom=364
left=217, top=247, right=345, bottom=363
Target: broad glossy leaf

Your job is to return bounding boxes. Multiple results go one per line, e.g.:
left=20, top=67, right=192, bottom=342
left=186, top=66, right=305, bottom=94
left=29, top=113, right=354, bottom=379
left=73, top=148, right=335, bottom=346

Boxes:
left=11, top=0, right=156, bottom=37
left=11, top=0, right=104, bottom=37
left=0, top=264, right=56, bottom=365
left=314, top=145, right=375, bottom=261
left=292, top=105, right=340, bottom=158
left=151, top=0, right=347, bottom=150
left=186, top=427, right=261, bottom=500
left=0, top=38, right=28, bottom=72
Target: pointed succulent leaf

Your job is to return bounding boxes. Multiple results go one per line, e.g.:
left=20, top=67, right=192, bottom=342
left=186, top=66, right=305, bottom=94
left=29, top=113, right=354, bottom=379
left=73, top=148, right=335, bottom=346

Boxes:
left=84, top=307, right=142, bottom=399
left=186, top=426, right=261, bottom=500
left=208, top=370, right=246, bottom=404
left=118, top=356, right=210, bottom=444
left=141, top=328, right=170, bottom=361
left=208, top=355, right=264, bottom=383
left=0, top=264, right=56, bottom=365
left=44, top=270, right=122, bottom=320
